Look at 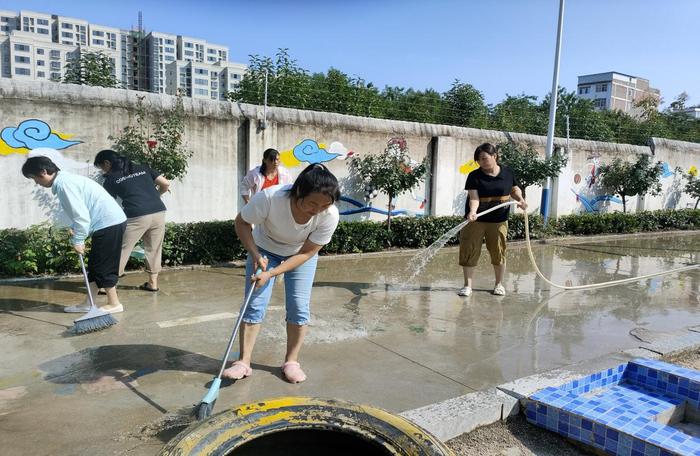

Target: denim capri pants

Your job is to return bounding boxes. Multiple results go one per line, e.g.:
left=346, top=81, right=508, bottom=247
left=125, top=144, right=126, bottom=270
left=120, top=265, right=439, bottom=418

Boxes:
left=241, top=247, right=319, bottom=325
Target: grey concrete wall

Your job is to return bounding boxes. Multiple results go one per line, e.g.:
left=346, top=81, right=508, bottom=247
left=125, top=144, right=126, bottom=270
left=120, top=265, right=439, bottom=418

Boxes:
left=1, top=79, right=244, bottom=229
left=2, top=79, right=699, bottom=230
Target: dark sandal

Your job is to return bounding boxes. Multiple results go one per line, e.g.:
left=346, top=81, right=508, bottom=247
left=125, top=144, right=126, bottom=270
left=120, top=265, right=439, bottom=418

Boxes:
left=139, top=282, right=159, bottom=292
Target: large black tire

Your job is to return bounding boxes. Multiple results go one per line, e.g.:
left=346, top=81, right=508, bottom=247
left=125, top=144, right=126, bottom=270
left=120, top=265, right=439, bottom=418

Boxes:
left=160, top=396, right=453, bottom=456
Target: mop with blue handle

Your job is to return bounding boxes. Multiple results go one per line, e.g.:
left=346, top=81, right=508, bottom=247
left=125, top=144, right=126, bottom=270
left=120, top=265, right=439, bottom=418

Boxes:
left=72, top=254, right=118, bottom=334
left=194, top=264, right=264, bottom=420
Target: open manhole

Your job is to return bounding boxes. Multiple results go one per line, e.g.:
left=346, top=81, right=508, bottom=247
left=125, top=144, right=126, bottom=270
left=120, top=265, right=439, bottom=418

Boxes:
left=160, top=397, right=453, bottom=456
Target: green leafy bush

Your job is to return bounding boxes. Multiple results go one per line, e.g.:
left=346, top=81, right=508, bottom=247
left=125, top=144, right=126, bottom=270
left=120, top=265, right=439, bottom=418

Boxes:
left=2, top=210, right=699, bottom=277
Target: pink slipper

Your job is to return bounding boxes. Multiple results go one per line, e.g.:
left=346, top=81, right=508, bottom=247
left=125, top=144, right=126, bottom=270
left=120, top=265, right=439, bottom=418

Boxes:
left=221, top=361, right=252, bottom=380
left=282, top=361, right=307, bottom=383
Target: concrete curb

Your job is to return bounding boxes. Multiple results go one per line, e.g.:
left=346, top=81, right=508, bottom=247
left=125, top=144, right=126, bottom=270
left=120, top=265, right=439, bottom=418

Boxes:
left=399, top=327, right=699, bottom=442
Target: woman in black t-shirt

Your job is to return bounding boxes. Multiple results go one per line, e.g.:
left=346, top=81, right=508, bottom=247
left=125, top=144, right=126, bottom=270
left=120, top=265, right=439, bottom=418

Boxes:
left=94, top=150, right=170, bottom=292
left=458, top=143, right=527, bottom=297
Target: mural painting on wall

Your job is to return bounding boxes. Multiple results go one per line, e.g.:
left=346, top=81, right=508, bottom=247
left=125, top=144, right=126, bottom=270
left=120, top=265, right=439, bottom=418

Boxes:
left=338, top=137, right=427, bottom=217
left=1, top=118, right=88, bottom=171
left=570, top=158, right=682, bottom=212
left=1, top=119, right=81, bottom=156
left=279, top=139, right=354, bottom=168
left=570, top=155, right=622, bottom=213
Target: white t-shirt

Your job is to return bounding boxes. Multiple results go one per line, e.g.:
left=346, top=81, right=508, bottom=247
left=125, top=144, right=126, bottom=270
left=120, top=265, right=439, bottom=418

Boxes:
left=240, top=184, right=340, bottom=257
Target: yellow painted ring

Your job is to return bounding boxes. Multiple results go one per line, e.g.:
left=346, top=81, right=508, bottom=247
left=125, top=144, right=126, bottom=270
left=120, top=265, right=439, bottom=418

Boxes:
left=160, top=396, right=453, bottom=456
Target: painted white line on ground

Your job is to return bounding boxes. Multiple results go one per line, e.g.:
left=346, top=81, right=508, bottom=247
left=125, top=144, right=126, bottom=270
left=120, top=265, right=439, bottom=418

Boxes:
left=156, top=312, right=236, bottom=328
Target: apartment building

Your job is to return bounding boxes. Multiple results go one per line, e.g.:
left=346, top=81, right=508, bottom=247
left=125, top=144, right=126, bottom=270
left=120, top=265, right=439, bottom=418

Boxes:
left=577, top=71, right=661, bottom=116
left=165, top=60, right=245, bottom=101
left=0, top=9, right=246, bottom=99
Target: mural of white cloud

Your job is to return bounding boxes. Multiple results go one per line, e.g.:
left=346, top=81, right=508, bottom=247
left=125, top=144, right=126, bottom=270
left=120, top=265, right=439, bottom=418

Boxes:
left=328, top=141, right=353, bottom=160
left=28, top=147, right=90, bottom=172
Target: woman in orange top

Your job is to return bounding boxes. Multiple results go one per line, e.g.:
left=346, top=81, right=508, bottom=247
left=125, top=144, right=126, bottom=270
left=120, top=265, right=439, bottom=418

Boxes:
left=241, top=148, right=293, bottom=204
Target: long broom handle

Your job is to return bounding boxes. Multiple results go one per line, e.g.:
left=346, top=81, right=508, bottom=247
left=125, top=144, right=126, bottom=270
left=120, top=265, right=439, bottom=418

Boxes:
left=78, top=254, right=97, bottom=310
left=216, top=265, right=264, bottom=379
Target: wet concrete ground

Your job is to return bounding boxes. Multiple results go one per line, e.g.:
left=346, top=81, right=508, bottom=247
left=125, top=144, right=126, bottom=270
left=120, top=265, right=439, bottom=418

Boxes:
left=1, top=232, right=699, bottom=455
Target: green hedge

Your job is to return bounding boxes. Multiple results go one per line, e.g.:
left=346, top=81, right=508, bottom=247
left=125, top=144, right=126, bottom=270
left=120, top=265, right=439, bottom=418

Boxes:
left=2, top=209, right=699, bottom=277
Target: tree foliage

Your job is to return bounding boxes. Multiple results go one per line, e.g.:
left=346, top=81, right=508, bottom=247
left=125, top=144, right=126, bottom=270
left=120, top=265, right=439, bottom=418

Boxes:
left=497, top=142, right=567, bottom=198
left=348, top=138, right=427, bottom=227
left=598, top=155, right=664, bottom=212
left=684, top=172, right=700, bottom=209
left=63, top=51, right=119, bottom=88
left=109, top=93, right=193, bottom=180
left=229, top=49, right=700, bottom=146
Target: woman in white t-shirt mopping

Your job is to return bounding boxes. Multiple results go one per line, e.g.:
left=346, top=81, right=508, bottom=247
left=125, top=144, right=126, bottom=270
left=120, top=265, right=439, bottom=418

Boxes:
left=223, top=164, right=341, bottom=383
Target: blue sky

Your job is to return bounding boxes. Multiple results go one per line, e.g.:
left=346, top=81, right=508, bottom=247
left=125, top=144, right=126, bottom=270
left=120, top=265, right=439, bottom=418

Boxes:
left=3, top=0, right=699, bottom=107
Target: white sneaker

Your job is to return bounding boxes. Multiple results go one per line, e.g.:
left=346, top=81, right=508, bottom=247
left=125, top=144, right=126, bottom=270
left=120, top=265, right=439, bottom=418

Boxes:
left=493, top=284, right=506, bottom=296
left=100, top=304, right=124, bottom=314
left=457, top=286, right=472, bottom=297
left=64, top=303, right=90, bottom=313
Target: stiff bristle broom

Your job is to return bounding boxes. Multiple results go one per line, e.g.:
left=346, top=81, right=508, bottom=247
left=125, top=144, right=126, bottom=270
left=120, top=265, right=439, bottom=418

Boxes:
left=72, top=254, right=117, bottom=334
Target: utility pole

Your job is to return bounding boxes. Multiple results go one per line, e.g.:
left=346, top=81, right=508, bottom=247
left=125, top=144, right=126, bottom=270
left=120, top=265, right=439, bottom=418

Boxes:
left=261, top=67, right=269, bottom=130
left=541, top=0, right=565, bottom=225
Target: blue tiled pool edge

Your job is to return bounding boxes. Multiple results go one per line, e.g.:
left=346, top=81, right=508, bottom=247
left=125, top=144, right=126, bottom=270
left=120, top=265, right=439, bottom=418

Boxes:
left=526, top=358, right=700, bottom=456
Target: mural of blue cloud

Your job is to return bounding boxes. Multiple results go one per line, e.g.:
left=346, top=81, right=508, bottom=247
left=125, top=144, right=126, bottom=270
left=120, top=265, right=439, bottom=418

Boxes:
left=661, top=162, right=673, bottom=178
left=1, top=119, right=81, bottom=150
left=293, top=139, right=339, bottom=164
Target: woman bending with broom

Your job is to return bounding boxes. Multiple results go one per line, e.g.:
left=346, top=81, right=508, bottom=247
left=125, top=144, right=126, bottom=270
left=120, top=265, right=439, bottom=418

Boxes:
left=223, top=163, right=340, bottom=383
left=22, top=151, right=127, bottom=314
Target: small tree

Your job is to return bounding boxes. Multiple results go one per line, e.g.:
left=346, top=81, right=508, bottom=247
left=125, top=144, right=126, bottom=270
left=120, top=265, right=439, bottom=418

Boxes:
left=598, top=155, right=663, bottom=213
left=684, top=172, right=700, bottom=209
left=63, top=51, right=119, bottom=88
left=497, top=142, right=567, bottom=199
left=348, top=138, right=427, bottom=228
left=109, top=92, right=193, bottom=180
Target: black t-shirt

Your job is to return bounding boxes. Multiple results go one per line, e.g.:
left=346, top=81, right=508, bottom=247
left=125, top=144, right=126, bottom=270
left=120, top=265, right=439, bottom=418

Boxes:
left=464, top=166, right=519, bottom=223
left=103, top=164, right=166, bottom=218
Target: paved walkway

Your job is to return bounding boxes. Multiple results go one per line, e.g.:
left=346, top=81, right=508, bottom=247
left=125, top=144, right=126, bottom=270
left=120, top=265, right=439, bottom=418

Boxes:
left=1, top=232, right=698, bottom=455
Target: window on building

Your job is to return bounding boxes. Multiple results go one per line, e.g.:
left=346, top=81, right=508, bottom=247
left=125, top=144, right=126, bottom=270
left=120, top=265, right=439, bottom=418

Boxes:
left=62, top=41, right=72, bottom=45
left=194, top=68, right=208, bottom=75
left=195, top=78, right=208, bottom=85
left=0, top=25, right=7, bottom=32
left=578, top=86, right=590, bottom=95
left=93, top=39, right=104, bottom=45
left=62, top=23, right=73, bottom=29
left=195, top=88, right=208, bottom=96
left=595, top=83, right=608, bottom=92
left=1, top=16, right=9, bottom=23
left=36, top=48, right=44, bottom=55
left=184, top=50, right=193, bottom=56
left=15, top=68, right=31, bottom=75
left=165, top=47, right=175, bottom=53
left=14, top=44, right=30, bottom=52
left=50, top=50, right=61, bottom=59
left=92, top=30, right=104, bottom=37
left=208, top=57, right=217, bottom=62
left=594, top=98, right=606, bottom=109
left=185, top=42, right=193, bottom=48
left=37, top=60, right=45, bottom=66
left=50, top=72, right=61, bottom=81
left=165, top=39, right=174, bottom=45
left=165, top=55, right=174, bottom=61
left=50, top=61, right=61, bottom=70
left=208, top=48, right=216, bottom=54
left=232, top=73, right=240, bottom=79
left=37, top=71, right=45, bottom=77
left=37, top=28, right=49, bottom=34
left=37, top=18, right=49, bottom=25
left=62, top=31, right=73, bottom=38
left=15, top=55, right=30, bottom=63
